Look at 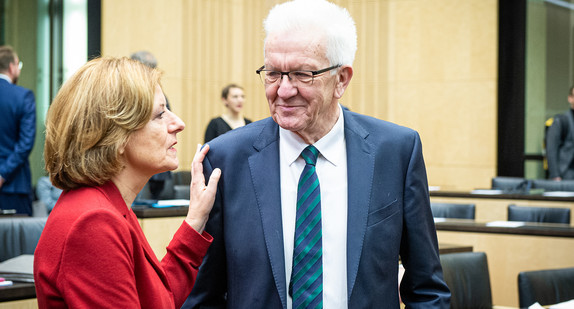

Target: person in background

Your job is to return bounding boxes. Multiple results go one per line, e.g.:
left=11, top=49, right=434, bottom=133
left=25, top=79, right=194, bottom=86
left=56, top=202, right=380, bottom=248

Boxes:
left=0, top=45, right=36, bottom=216
left=130, top=50, right=159, bottom=70
left=34, top=57, right=221, bottom=308
left=547, top=85, right=574, bottom=181
left=184, top=0, right=450, bottom=308
left=204, top=84, right=252, bottom=143
left=131, top=50, right=173, bottom=199
left=36, top=176, right=63, bottom=214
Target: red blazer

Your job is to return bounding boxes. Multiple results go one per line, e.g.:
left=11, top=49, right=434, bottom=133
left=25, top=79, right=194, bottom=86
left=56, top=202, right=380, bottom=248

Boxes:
left=34, top=181, right=212, bottom=308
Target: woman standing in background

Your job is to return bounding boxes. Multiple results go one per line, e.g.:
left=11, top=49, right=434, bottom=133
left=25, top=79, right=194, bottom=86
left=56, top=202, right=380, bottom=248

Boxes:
left=204, top=84, right=252, bottom=142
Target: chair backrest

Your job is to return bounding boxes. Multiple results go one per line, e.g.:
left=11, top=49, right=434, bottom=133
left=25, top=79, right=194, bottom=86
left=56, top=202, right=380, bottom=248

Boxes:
left=430, top=203, right=476, bottom=219
left=172, top=170, right=191, bottom=186
left=136, top=175, right=175, bottom=200
left=440, top=252, right=493, bottom=309
left=491, top=176, right=527, bottom=190
left=518, top=267, right=574, bottom=308
left=507, top=204, right=571, bottom=224
left=0, top=217, right=47, bottom=262
left=532, top=179, right=574, bottom=192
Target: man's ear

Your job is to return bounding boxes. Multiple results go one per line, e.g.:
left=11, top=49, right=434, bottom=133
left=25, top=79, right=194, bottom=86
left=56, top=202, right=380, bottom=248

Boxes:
left=334, top=65, right=353, bottom=99
left=7, top=61, right=17, bottom=78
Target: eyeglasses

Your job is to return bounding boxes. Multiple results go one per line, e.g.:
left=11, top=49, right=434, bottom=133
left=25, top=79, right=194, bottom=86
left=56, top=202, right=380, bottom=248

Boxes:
left=18, top=61, right=23, bottom=70
left=256, top=64, right=341, bottom=85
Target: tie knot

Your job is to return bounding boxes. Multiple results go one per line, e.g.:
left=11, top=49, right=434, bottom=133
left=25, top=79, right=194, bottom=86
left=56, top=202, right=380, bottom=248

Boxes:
left=301, top=145, right=319, bottom=166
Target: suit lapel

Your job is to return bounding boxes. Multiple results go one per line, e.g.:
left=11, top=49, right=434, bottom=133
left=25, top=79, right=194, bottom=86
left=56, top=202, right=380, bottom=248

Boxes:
left=343, top=110, right=375, bottom=299
left=248, top=119, right=287, bottom=308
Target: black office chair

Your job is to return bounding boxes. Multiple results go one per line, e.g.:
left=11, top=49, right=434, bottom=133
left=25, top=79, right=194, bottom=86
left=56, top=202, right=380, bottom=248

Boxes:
left=430, top=203, right=476, bottom=219
left=172, top=170, right=191, bottom=186
left=518, top=267, right=574, bottom=308
left=491, top=176, right=527, bottom=190
left=440, top=252, right=493, bottom=309
left=507, top=204, right=571, bottom=224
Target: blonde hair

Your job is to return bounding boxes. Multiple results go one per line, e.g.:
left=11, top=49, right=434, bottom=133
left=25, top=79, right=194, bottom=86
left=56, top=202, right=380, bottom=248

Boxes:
left=44, top=57, right=162, bottom=190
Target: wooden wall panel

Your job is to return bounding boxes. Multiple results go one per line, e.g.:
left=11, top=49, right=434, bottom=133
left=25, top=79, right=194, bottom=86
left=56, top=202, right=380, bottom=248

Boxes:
left=102, top=0, right=498, bottom=191
left=387, top=0, right=498, bottom=190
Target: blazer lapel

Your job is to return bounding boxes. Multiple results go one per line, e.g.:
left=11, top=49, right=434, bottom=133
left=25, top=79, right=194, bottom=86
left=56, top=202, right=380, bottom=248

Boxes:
left=343, top=110, right=375, bottom=299
left=248, top=119, right=287, bottom=308
left=127, top=210, right=170, bottom=284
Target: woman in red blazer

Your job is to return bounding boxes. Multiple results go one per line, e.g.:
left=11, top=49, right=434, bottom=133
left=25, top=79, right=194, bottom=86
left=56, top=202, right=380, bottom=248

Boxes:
left=34, top=57, right=221, bottom=308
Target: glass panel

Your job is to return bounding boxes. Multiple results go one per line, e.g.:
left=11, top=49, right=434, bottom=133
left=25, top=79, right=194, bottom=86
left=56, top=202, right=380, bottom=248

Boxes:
left=0, top=0, right=50, bottom=186
left=524, top=0, right=574, bottom=179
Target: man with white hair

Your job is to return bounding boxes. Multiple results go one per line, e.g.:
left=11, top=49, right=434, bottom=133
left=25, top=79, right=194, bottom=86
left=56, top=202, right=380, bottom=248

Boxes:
left=184, top=0, right=450, bottom=308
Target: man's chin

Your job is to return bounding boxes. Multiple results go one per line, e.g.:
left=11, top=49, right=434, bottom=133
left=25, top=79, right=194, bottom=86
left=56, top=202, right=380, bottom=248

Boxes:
left=273, top=115, right=305, bottom=132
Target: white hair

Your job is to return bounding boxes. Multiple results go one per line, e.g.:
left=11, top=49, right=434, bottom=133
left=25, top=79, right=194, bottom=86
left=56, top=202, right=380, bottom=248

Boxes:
left=263, top=0, right=357, bottom=66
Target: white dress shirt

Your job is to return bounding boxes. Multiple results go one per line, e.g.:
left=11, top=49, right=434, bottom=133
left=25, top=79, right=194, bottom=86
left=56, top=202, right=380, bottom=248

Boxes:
left=0, top=74, right=12, bottom=84
left=280, top=104, right=348, bottom=309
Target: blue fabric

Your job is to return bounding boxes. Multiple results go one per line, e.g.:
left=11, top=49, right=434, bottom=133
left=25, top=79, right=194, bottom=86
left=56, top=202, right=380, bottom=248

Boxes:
left=0, top=79, right=36, bottom=198
left=35, top=176, right=63, bottom=213
left=183, top=109, right=450, bottom=308
left=0, top=192, right=32, bottom=216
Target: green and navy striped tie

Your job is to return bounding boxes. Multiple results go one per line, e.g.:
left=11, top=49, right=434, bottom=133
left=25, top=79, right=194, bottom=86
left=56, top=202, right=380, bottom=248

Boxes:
left=289, top=145, right=323, bottom=309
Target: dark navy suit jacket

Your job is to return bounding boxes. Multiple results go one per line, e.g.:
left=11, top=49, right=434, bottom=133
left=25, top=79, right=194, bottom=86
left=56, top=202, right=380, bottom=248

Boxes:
left=184, top=108, right=450, bottom=308
left=0, top=78, right=36, bottom=194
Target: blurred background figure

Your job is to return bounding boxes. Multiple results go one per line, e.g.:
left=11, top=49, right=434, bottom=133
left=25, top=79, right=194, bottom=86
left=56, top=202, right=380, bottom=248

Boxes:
left=36, top=176, right=63, bottom=214
left=131, top=50, right=172, bottom=199
left=204, top=83, right=252, bottom=143
left=130, top=50, right=158, bottom=69
left=546, top=85, right=574, bottom=181
left=0, top=45, right=36, bottom=216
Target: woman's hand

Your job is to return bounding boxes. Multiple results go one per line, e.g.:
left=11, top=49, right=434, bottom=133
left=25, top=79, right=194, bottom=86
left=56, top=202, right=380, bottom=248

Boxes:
left=185, top=144, right=221, bottom=233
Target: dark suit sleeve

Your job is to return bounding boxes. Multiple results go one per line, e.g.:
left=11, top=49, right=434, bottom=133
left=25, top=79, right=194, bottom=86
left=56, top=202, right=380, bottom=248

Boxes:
left=398, top=132, right=451, bottom=308
left=182, top=155, right=228, bottom=309
left=546, top=116, right=565, bottom=179
left=0, top=90, right=36, bottom=181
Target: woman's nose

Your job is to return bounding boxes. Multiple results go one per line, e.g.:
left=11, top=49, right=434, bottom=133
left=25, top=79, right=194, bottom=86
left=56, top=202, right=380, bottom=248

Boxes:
left=168, top=110, right=185, bottom=133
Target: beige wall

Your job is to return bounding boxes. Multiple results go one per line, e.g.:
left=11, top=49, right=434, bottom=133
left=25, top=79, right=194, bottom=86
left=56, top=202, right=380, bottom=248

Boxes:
left=102, top=0, right=498, bottom=191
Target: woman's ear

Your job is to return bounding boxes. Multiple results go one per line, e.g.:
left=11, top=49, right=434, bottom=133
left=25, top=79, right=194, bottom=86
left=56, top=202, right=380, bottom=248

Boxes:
left=118, top=141, right=126, bottom=155
left=334, top=65, right=353, bottom=99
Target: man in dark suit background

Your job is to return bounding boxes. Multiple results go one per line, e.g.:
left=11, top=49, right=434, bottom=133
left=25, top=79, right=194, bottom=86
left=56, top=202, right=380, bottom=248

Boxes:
left=0, top=45, right=36, bottom=215
left=184, top=0, right=450, bottom=308
left=546, top=85, right=574, bottom=181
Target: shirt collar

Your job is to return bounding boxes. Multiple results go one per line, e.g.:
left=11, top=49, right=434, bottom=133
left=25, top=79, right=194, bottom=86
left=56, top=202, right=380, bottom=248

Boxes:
left=280, top=104, right=346, bottom=166
left=0, top=74, right=12, bottom=84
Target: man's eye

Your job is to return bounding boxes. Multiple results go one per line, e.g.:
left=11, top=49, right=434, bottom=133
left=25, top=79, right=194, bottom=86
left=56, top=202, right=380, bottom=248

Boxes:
left=293, top=72, right=312, bottom=78
left=267, top=72, right=281, bottom=79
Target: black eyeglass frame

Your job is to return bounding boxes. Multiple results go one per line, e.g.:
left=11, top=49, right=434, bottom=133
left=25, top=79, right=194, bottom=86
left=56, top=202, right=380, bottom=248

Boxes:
left=256, top=64, right=342, bottom=85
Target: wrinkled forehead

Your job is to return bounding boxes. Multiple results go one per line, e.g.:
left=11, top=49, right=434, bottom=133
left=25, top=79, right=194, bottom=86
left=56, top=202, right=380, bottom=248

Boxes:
left=264, top=30, right=328, bottom=68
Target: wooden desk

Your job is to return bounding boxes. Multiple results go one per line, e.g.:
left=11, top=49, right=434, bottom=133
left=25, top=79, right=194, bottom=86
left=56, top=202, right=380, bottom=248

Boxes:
left=135, top=205, right=476, bottom=259
left=0, top=282, right=37, bottom=309
left=437, top=242, right=473, bottom=254
left=133, top=205, right=187, bottom=258
left=435, top=219, right=574, bottom=307
left=430, top=190, right=574, bottom=224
